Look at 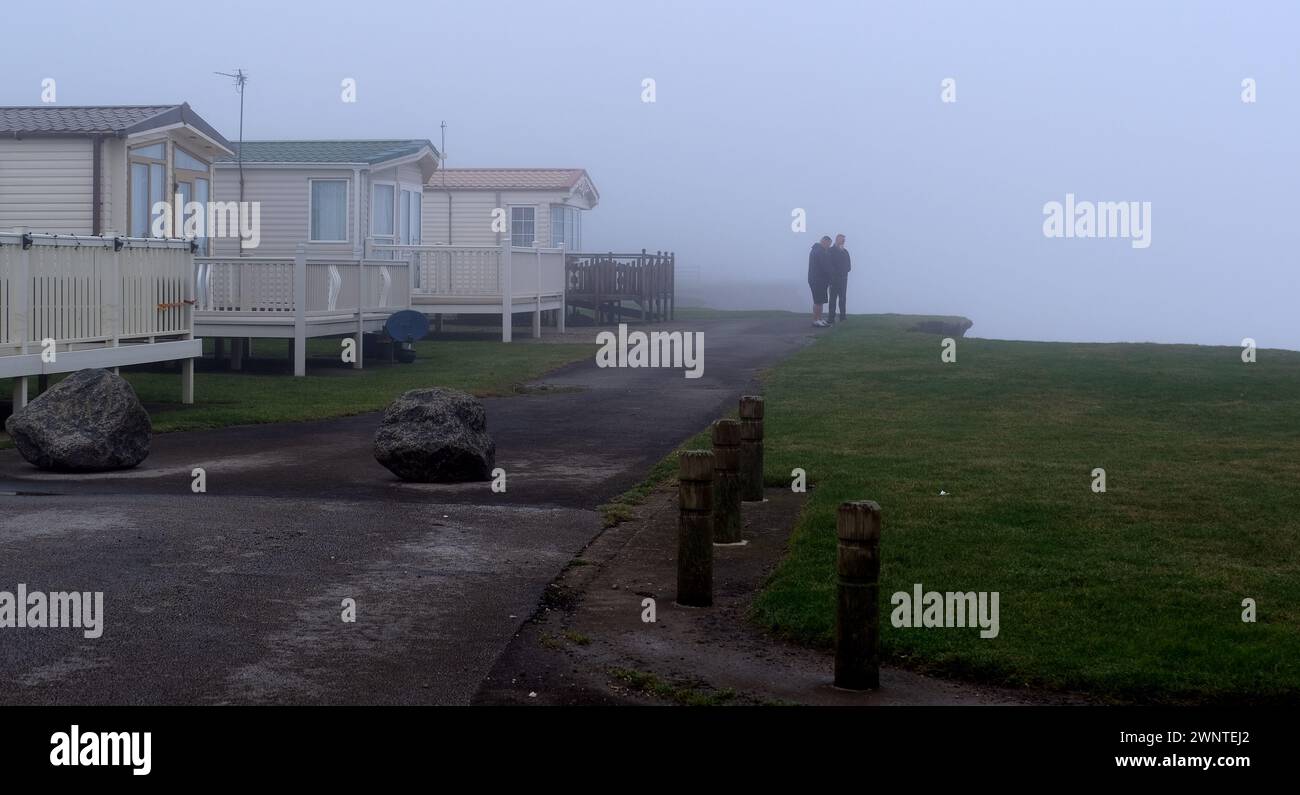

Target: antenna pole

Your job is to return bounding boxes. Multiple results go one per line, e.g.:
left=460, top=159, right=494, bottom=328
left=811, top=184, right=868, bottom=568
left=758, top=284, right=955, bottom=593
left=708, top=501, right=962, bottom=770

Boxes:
left=441, top=120, right=451, bottom=244
left=215, top=69, right=249, bottom=221
left=237, top=69, right=245, bottom=206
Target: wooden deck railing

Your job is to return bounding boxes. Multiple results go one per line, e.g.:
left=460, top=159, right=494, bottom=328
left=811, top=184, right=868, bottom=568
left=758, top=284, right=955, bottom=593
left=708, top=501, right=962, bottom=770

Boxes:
left=565, top=250, right=675, bottom=324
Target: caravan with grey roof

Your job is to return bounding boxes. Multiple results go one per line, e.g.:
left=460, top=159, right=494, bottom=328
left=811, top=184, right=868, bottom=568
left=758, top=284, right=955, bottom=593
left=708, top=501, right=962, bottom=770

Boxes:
left=210, top=139, right=439, bottom=258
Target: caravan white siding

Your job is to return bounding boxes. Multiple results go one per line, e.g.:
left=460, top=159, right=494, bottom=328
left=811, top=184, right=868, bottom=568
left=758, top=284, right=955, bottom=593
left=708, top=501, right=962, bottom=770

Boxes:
left=99, top=138, right=127, bottom=235
left=422, top=189, right=577, bottom=247
left=212, top=166, right=359, bottom=258
left=0, top=138, right=94, bottom=234
left=422, top=190, right=499, bottom=246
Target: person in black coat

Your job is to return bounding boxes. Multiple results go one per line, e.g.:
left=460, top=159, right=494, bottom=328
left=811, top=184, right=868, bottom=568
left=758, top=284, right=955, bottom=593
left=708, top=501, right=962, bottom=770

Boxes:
left=808, top=236, right=832, bottom=327
left=827, top=234, right=851, bottom=323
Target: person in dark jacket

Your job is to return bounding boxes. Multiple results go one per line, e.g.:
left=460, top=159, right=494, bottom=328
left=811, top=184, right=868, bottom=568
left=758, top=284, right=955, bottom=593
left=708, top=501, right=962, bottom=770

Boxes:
left=808, top=236, right=832, bottom=327
left=827, top=234, right=851, bottom=323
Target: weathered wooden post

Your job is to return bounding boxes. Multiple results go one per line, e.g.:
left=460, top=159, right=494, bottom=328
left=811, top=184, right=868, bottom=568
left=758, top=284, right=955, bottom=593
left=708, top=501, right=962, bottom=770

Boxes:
left=711, top=419, right=742, bottom=544
left=834, top=500, right=882, bottom=690
left=739, top=396, right=765, bottom=501
left=676, top=450, right=714, bottom=607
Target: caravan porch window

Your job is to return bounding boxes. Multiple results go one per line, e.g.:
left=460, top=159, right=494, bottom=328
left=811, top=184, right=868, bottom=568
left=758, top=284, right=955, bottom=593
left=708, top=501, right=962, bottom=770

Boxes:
left=128, top=143, right=167, bottom=237
left=551, top=205, right=582, bottom=250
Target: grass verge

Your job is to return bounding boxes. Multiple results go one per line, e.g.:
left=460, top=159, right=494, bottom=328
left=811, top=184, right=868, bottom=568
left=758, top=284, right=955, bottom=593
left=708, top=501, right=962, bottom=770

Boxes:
left=599, top=427, right=710, bottom=526
left=750, top=313, right=1300, bottom=704
left=2, top=337, right=592, bottom=441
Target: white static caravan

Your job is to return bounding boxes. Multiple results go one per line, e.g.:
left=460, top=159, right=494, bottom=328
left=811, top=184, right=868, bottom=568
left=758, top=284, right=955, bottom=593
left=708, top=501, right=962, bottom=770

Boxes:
left=0, top=104, right=233, bottom=405
left=210, top=139, right=439, bottom=258
left=0, top=104, right=232, bottom=239
left=377, top=169, right=598, bottom=341
left=199, top=141, right=439, bottom=374
left=422, top=168, right=599, bottom=249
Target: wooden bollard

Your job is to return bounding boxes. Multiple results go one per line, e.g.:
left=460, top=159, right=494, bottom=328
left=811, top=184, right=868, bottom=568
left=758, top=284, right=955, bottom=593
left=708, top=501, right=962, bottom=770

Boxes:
left=711, top=419, right=742, bottom=544
left=834, top=500, right=882, bottom=690
left=738, top=396, right=765, bottom=501
left=676, top=450, right=715, bottom=607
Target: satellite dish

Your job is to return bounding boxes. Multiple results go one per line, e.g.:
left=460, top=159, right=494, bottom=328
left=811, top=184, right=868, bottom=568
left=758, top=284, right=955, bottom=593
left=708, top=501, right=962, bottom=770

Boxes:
left=383, top=310, right=429, bottom=364
left=384, top=310, right=430, bottom=342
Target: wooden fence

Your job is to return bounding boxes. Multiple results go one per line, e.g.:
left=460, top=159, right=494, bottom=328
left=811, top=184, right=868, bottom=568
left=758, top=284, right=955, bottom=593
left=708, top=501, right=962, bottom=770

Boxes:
left=565, top=250, right=675, bottom=324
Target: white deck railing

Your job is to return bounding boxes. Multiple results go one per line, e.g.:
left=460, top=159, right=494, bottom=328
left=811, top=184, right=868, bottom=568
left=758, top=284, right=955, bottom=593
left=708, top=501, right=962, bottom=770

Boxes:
left=367, top=240, right=566, bottom=341
left=0, top=231, right=199, bottom=404
left=192, top=245, right=410, bottom=375
left=194, top=253, right=409, bottom=316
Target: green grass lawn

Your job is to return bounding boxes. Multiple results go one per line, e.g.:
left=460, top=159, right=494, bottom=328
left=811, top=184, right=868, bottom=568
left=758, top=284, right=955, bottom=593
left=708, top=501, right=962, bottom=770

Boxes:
left=2, top=337, right=591, bottom=437
left=750, top=313, right=1300, bottom=704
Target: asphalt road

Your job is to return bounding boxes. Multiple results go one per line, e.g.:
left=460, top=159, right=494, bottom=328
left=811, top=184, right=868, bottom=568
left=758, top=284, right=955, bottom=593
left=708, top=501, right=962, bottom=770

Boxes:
left=0, top=314, right=813, bottom=704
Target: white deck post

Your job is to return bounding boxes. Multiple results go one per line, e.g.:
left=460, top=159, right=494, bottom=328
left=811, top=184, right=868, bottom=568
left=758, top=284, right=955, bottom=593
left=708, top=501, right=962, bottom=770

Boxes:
left=354, top=256, right=365, bottom=370
left=293, top=244, right=307, bottom=376
left=103, top=241, right=121, bottom=349
left=533, top=248, right=542, bottom=339
left=11, top=227, right=30, bottom=409
left=409, top=250, right=418, bottom=306
left=501, top=240, right=513, bottom=343
left=559, top=244, right=567, bottom=334
left=181, top=242, right=195, bottom=404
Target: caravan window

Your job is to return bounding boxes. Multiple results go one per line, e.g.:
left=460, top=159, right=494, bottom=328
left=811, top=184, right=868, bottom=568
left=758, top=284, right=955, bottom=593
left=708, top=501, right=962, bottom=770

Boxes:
left=309, top=179, right=349, bottom=242
left=511, top=206, right=535, bottom=247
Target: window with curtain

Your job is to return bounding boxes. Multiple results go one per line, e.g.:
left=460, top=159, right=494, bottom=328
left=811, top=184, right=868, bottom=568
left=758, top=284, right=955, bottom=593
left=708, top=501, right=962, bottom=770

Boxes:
left=511, top=206, right=535, bottom=247
left=149, top=163, right=166, bottom=235
left=372, top=183, right=395, bottom=244
left=310, top=179, right=349, bottom=242
left=128, top=143, right=168, bottom=237
left=130, top=163, right=150, bottom=237
left=551, top=206, right=566, bottom=247
left=550, top=206, right=583, bottom=250
left=401, top=189, right=421, bottom=245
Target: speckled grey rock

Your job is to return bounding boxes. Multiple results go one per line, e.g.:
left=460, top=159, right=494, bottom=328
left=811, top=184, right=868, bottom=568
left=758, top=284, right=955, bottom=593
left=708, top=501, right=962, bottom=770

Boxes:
left=373, top=387, right=496, bottom=482
left=5, top=368, right=151, bottom=471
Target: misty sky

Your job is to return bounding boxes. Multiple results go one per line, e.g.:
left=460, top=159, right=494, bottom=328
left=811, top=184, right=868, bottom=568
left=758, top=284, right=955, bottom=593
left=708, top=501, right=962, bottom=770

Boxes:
left=3, top=0, right=1297, bottom=348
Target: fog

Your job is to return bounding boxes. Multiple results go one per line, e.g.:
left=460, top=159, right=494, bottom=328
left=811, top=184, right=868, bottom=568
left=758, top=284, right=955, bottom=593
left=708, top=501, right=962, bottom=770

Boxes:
left=3, top=0, right=1296, bottom=348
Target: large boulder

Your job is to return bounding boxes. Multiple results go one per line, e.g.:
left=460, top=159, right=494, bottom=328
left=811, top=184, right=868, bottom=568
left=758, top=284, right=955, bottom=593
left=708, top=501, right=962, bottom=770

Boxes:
left=4, top=369, right=151, bottom=472
left=373, top=387, right=496, bottom=482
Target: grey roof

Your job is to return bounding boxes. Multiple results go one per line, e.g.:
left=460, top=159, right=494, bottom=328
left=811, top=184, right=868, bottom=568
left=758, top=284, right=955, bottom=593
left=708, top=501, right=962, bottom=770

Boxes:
left=0, top=104, right=231, bottom=150
left=217, top=139, right=439, bottom=165
left=434, top=168, right=595, bottom=193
